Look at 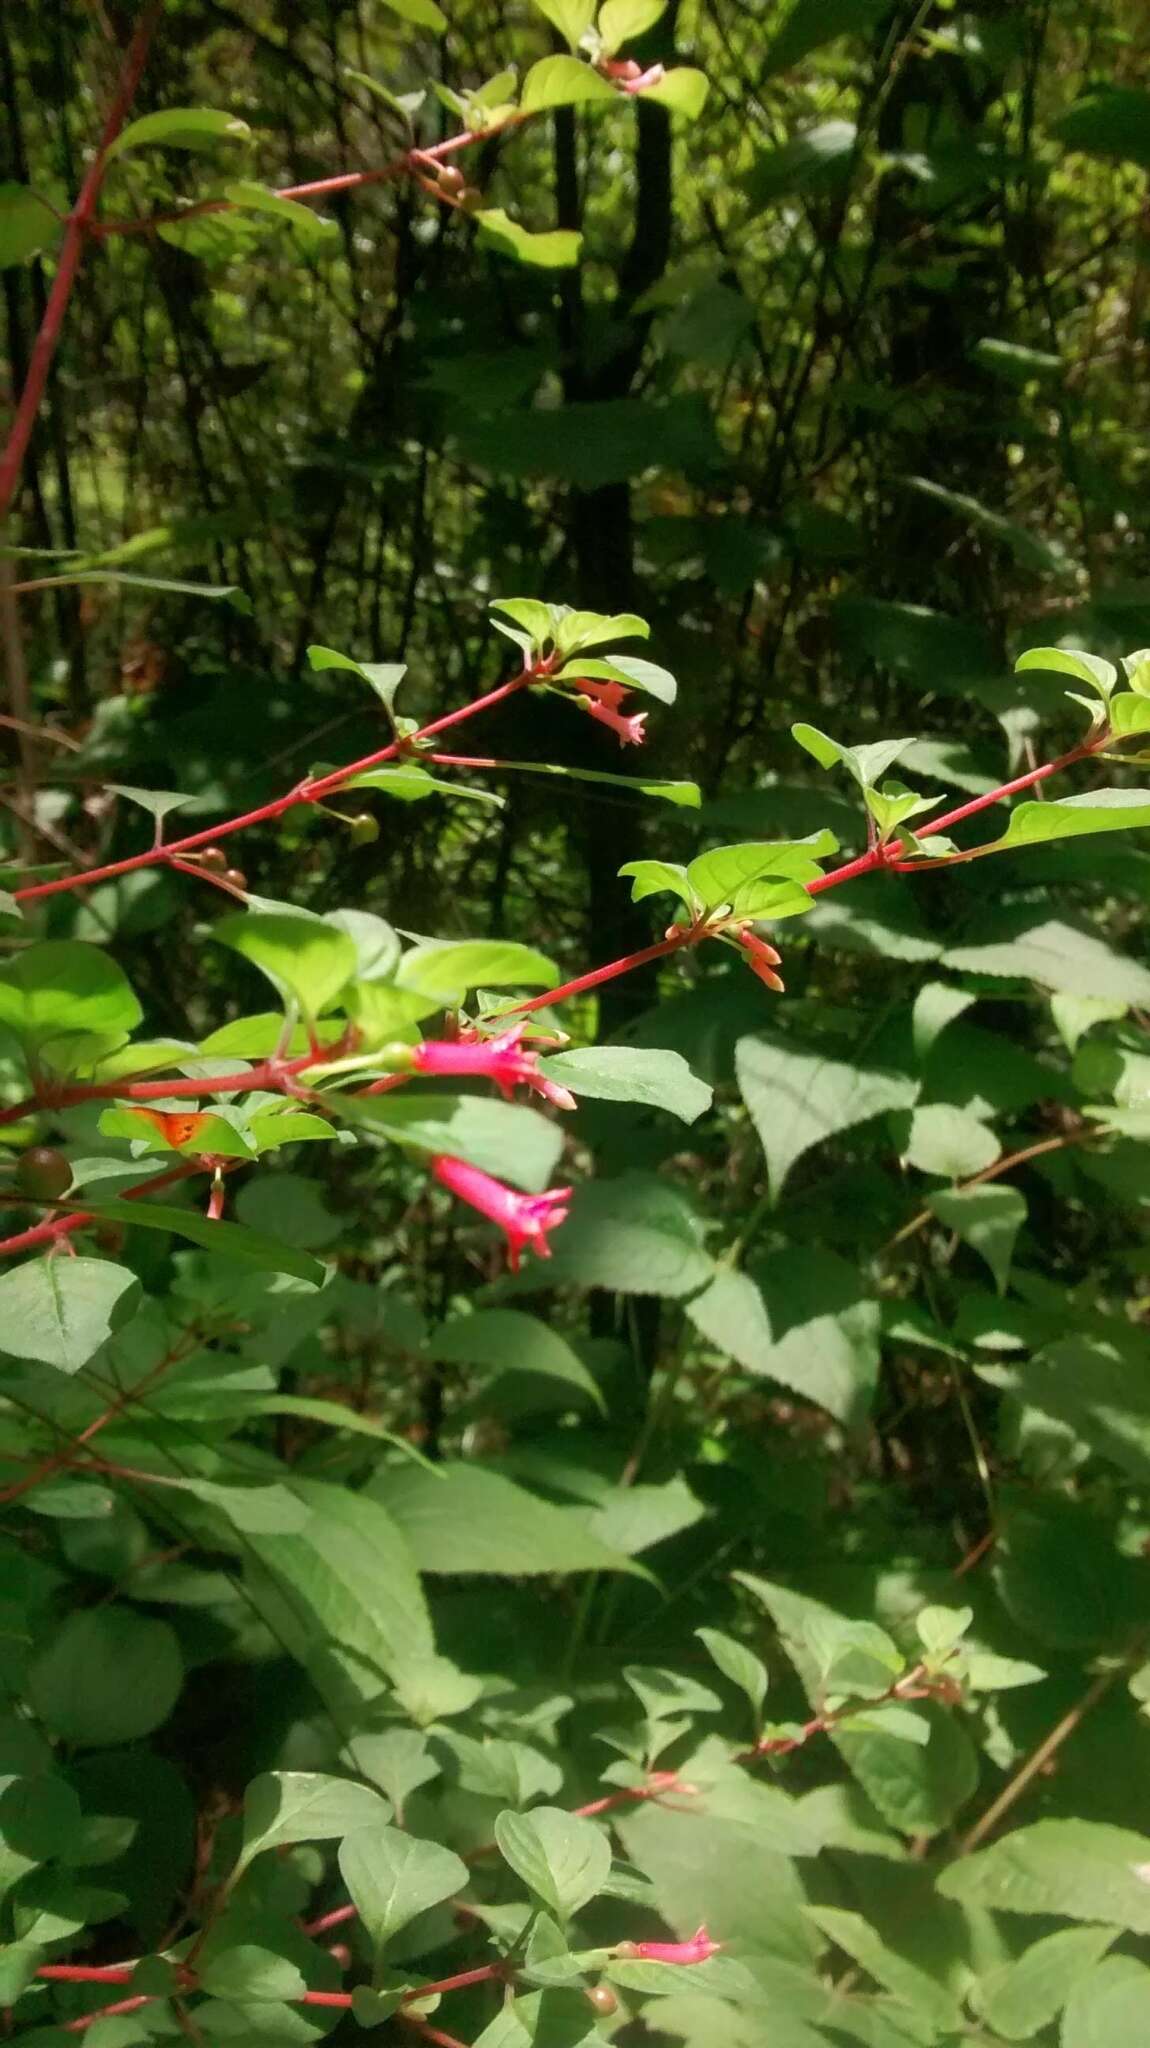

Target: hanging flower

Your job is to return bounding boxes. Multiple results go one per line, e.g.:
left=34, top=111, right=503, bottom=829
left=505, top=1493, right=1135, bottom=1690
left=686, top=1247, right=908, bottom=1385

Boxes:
left=614, top=1925, right=720, bottom=1966
left=413, top=1023, right=576, bottom=1111
left=734, top=926, right=785, bottom=992
left=573, top=679, right=648, bottom=748
left=432, top=1155, right=572, bottom=1270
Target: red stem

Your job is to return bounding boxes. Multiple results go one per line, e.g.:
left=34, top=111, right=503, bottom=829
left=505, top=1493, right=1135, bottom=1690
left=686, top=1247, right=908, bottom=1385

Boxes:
left=0, top=1048, right=325, bottom=1129
left=37, top=1967, right=137, bottom=1986
left=0, top=6, right=160, bottom=524
left=504, top=928, right=695, bottom=1018
left=12, top=672, right=534, bottom=904
left=64, top=1995, right=155, bottom=2034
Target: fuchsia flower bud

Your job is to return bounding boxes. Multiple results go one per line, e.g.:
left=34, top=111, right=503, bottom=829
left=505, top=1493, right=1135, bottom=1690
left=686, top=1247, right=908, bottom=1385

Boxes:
left=735, top=926, right=785, bottom=993
left=413, top=1023, right=577, bottom=1111
left=574, top=681, right=647, bottom=748
left=432, top=1155, right=572, bottom=1271
left=614, top=1925, right=720, bottom=1966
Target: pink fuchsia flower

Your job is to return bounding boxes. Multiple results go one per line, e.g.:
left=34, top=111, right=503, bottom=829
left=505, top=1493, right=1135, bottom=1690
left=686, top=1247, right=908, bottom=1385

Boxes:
left=574, top=683, right=647, bottom=748
left=413, top=1023, right=576, bottom=1112
left=601, top=58, right=666, bottom=92
left=614, top=1926, right=720, bottom=1966
left=734, top=926, right=785, bottom=993
left=432, top=1155, right=572, bottom=1271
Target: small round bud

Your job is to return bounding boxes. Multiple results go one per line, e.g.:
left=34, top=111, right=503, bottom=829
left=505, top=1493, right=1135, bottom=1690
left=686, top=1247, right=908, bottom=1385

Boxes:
left=16, top=1147, right=72, bottom=1202
left=198, top=847, right=229, bottom=873
left=222, top=869, right=248, bottom=892
left=437, top=164, right=465, bottom=194
left=457, top=185, right=483, bottom=214
left=585, top=1985, right=618, bottom=2015
left=348, top=812, right=379, bottom=845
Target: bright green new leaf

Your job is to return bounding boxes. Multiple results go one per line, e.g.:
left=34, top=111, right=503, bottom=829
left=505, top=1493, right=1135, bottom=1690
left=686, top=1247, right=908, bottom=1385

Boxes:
left=0, top=182, right=62, bottom=268
left=530, top=0, right=597, bottom=47
left=379, top=0, right=447, bottom=26
left=0, top=1258, right=139, bottom=1374
left=495, top=1806, right=611, bottom=1922
left=562, top=653, right=677, bottom=703
left=0, top=941, right=142, bottom=1057
left=338, top=1827, right=467, bottom=1951
left=307, top=643, right=407, bottom=721
left=686, top=836, right=835, bottom=909
left=928, top=1184, right=1025, bottom=1293
left=938, top=1818, right=1150, bottom=1933
left=986, top=789, right=1150, bottom=851
left=109, top=108, right=252, bottom=158
left=106, top=784, right=198, bottom=827
left=212, top=912, right=357, bottom=1018
left=1108, top=694, right=1150, bottom=739
left=1015, top=645, right=1117, bottom=700
left=638, top=68, right=710, bottom=120
left=618, top=857, right=696, bottom=909
left=791, top=723, right=916, bottom=790
left=488, top=759, right=698, bottom=806
left=598, top=0, right=668, bottom=55
left=344, top=764, right=504, bottom=807
left=520, top=55, right=618, bottom=113
left=538, top=1046, right=712, bottom=1123
left=399, top=938, right=557, bottom=996
left=475, top=210, right=582, bottom=268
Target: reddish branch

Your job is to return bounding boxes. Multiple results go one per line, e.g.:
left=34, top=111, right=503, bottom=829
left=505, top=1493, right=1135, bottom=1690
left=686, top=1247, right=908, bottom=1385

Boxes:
left=0, top=6, right=161, bottom=525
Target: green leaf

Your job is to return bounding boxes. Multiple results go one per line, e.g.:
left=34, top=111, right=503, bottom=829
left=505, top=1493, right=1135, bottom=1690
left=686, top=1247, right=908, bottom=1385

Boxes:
left=487, top=758, right=699, bottom=807
left=688, top=1251, right=881, bottom=1426
left=928, top=1184, right=1026, bottom=1293
left=346, top=1093, right=562, bottom=1193
left=902, top=475, right=1071, bottom=578
left=342, top=763, right=504, bottom=808
left=530, top=0, right=596, bottom=47
left=1108, top=694, right=1150, bottom=739
left=77, top=1198, right=325, bottom=1285
left=0, top=941, right=142, bottom=1063
left=538, top=1046, right=711, bottom=1123
left=520, top=56, right=618, bottom=113
left=0, top=182, right=61, bottom=267
left=212, top=912, right=356, bottom=1018
left=400, top=939, right=558, bottom=997
left=1014, top=645, right=1117, bottom=700
left=978, top=1925, right=1118, bottom=2041
left=1002, top=1336, right=1150, bottom=1487
left=224, top=180, right=337, bottom=247
left=0, top=1258, right=139, bottom=1374
left=972, top=336, right=1062, bottom=383
left=686, top=837, right=836, bottom=911
left=307, top=643, right=407, bottom=723
left=1063, top=1957, right=1150, bottom=2047
left=561, top=652, right=677, bottom=704
left=28, top=1609, right=182, bottom=1746
left=985, top=789, right=1150, bottom=851
left=618, top=857, right=696, bottom=910
left=1051, top=88, right=1150, bottom=170
left=736, top=1032, right=918, bottom=1198
left=427, top=1308, right=604, bottom=1410
left=598, top=0, right=668, bottom=55
left=765, top=0, right=891, bottom=73
left=106, top=784, right=198, bottom=827
left=495, top=1807, right=611, bottom=1923
left=374, top=1462, right=647, bottom=1576
left=338, top=1827, right=467, bottom=1952
left=109, top=108, right=252, bottom=158
left=475, top=210, right=582, bottom=268
left=496, top=1171, right=713, bottom=1297
left=243, top=1481, right=434, bottom=1708
left=805, top=1906, right=963, bottom=2033
left=745, top=121, right=857, bottom=206
left=238, top=1773, right=391, bottom=1876
left=640, top=68, right=710, bottom=119
left=624, top=1665, right=722, bottom=1721
left=695, top=1629, right=769, bottom=1725
left=942, top=917, right=1150, bottom=1004
left=902, top=1105, right=999, bottom=1179
left=553, top=607, right=650, bottom=657
left=938, top=1819, right=1150, bottom=1933
left=791, top=724, right=916, bottom=791
left=380, top=0, right=448, bottom=28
